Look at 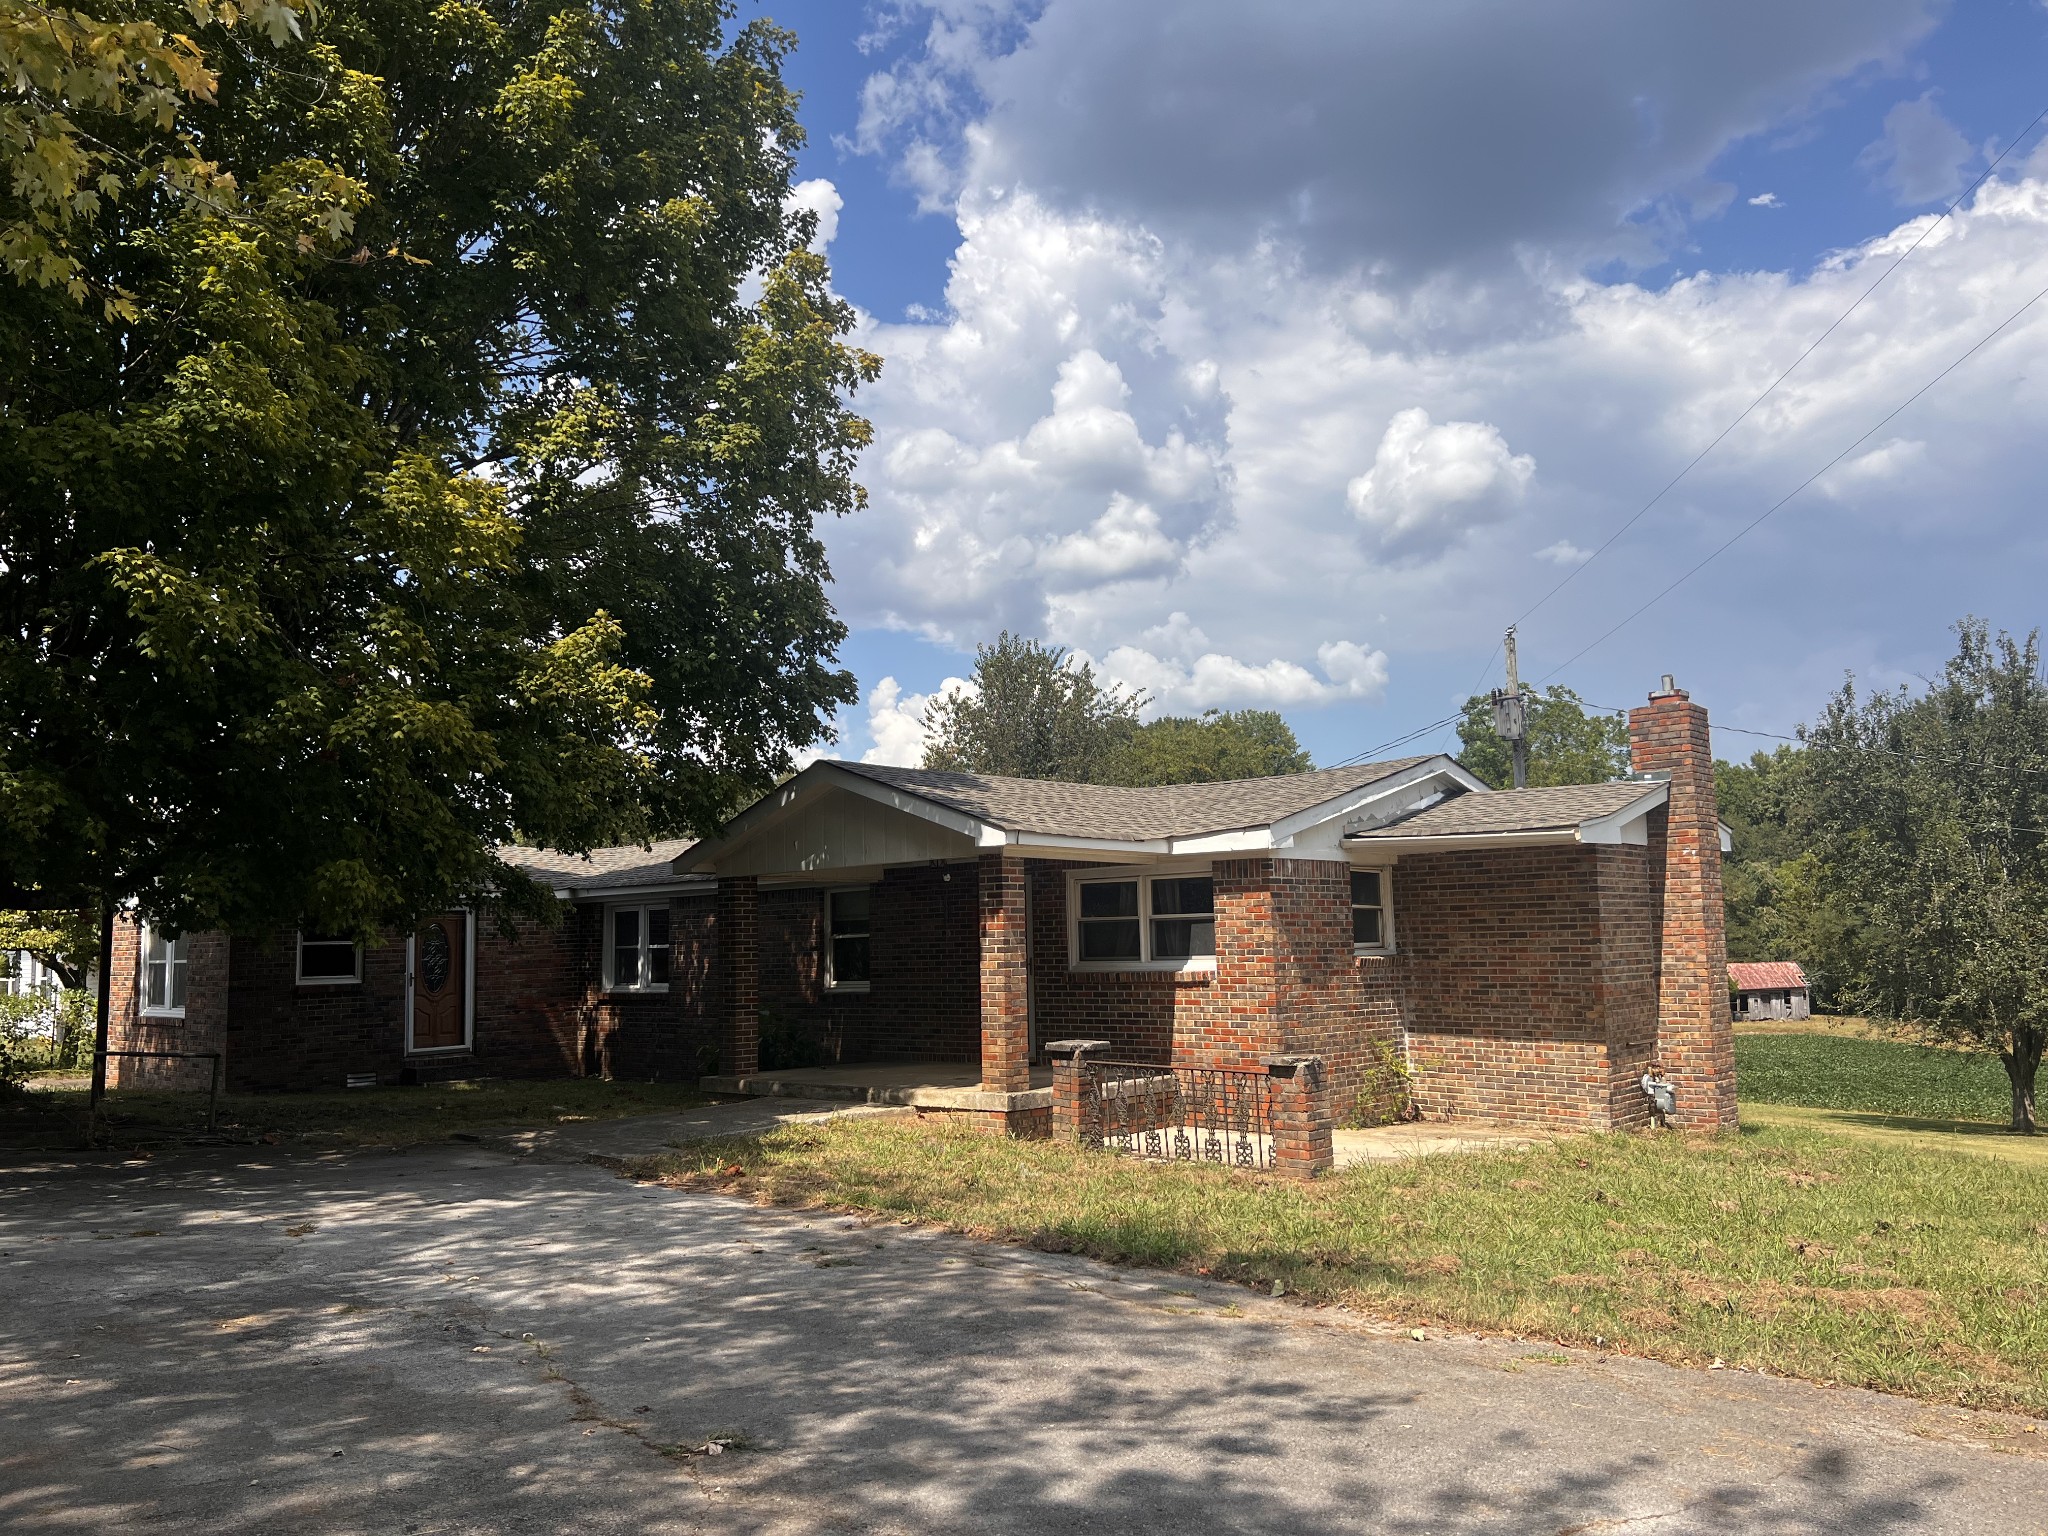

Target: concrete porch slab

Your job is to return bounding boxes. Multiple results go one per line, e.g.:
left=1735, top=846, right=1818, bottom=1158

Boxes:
left=1332, top=1120, right=1549, bottom=1167
left=702, top=1061, right=1054, bottom=1113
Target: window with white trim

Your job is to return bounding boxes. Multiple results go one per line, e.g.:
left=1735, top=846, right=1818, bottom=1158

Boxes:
left=142, top=925, right=187, bottom=1015
left=1351, top=868, right=1392, bottom=952
left=1071, top=872, right=1215, bottom=969
left=825, top=887, right=871, bottom=991
left=297, top=931, right=363, bottom=985
left=605, top=904, right=671, bottom=992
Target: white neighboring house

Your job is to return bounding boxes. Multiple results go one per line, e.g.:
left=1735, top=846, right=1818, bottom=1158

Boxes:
left=1, top=950, right=66, bottom=1001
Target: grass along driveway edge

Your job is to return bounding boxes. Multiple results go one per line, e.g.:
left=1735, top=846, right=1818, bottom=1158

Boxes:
left=638, top=1114, right=2048, bottom=1417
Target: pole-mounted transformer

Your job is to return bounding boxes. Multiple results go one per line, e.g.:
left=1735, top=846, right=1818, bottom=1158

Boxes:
left=1491, top=625, right=1529, bottom=790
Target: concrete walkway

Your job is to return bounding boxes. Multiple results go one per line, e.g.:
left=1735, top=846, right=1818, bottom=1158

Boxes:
left=3, top=1141, right=2044, bottom=1534
left=474, top=1096, right=900, bottom=1165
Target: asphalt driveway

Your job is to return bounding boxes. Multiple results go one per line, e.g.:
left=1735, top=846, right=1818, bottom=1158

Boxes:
left=2, top=1139, right=2044, bottom=1535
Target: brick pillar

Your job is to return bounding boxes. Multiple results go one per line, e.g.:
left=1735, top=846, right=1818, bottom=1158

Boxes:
left=1628, top=680, right=1737, bottom=1130
left=716, top=875, right=759, bottom=1078
left=1266, top=1054, right=1334, bottom=1178
left=1046, top=1038, right=1109, bottom=1143
left=978, top=851, right=1030, bottom=1093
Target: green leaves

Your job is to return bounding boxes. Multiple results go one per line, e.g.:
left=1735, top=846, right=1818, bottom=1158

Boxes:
left=1, top=0, right=873, bottom=935
left=1455, top=685, right=1630, bottom=789
left=922, top=633, right=1144, bottom=783
left=1806, top=620, right=2048, bottom=1128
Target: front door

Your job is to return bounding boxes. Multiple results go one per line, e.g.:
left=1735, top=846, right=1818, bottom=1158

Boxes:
left=409, top=912, right=469, bottom=1051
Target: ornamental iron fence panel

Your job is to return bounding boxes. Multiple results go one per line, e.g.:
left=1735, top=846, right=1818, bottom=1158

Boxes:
left=1082, top=1059, right=1275, bottom=1172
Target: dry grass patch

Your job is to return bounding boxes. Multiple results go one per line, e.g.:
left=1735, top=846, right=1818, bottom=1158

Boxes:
left=638, top=1115, right=2048, bottom=1415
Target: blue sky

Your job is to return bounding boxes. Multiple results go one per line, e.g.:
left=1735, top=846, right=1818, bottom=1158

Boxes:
left=744, top=0, right=2048, bottom=769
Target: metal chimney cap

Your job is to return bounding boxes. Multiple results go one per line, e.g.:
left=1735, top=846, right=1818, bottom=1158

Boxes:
left=1650, top=673, right=1686, bottom=700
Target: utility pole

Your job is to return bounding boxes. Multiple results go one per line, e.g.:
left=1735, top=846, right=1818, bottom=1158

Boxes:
left=1491, top=626, right=1529, bottom=790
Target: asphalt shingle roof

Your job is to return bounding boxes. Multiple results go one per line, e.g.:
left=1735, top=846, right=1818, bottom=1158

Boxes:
left=832, top=757, right=1439, bottom=841
left=498, top=837, right=701, bottom=891
left=1352, top=781, right=1661, bottom=840
left=1729, top=961, right=1808, bottom=992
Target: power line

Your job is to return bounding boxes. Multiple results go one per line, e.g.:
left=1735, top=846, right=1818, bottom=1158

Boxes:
left=1540, top=274, right=2048, bottom=684
left=1348, top=98, right=2048, bottom=776
left=1511, top=98, right=2048, bottom=635
left=1331, top=709, right=1467, bottom=769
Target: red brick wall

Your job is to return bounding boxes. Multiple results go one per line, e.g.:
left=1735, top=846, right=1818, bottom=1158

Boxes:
left=1021, top=857, right=1398, bottom=1108
left=753, top=865, right=979, bottom=1066
left=1261, top=858, right=1404, bottom=1112
left=111, top=902, right=697, bottom=1094
left=979, top=852, right=1031, bottom=1091
left=107, top=915, right=229, bottom=1092
left=1630, top=687, right=1738, bottom=1127
left=1395, top=844, right=1661, bottom=1130
left=1026, top=859, right=1197, bottom=1063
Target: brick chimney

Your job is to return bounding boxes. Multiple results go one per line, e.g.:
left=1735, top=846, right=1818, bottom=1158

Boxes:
left=1628, top=677, right=1737, bottom=1129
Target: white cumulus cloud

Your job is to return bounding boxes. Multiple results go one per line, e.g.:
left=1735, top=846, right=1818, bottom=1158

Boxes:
left=859, top=674, right=976, bottom=766
left=1346, top=408, right=1536, bottom=559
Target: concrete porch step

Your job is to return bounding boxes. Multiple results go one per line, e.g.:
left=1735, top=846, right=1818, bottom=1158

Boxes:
left=701, top=1065, right=1051, bottom=1113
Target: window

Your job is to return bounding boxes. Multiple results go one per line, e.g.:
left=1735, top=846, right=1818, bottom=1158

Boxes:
left=1149, top=876, right=1215, bottom=961
left=142, top=926, right=187, bottom=1015
left=825, top=888, right=871, bottom=990
left=297, top=932, right=362, bottom=985
left=606, top=904, right=671, bottom=992
left=1072, top=873, right=1215, bottom=969
left=1351, top=869, right=1391, bottom=952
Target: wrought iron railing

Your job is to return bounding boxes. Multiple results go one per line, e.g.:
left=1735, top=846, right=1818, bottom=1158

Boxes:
left=1081, top=1059, right=1276, bottom=1171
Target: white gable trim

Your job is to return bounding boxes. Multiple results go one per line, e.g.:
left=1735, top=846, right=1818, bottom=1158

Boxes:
left=1271, top=758, right=1488, bottom=845
left=1575, top=782, right=1668, bottom=845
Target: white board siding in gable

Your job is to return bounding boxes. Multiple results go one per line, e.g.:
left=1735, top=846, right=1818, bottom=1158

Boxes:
left=714, top=786, right=977, bottom=878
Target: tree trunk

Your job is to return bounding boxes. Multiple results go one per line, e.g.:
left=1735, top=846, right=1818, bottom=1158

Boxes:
left=2003, top=1034, right=2042, bottom=1134
left=87, top=903, right=113, bottom=1148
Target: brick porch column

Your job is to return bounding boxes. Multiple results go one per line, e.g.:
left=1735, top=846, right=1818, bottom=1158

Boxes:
left=716, top=875, right=759, bottom=1078
left=1629, top=679, right=1738, bottom=1130
left=1266, top=1054, right=1334, bottom=1178
left=978, top=851, right=1030, bottom=1093
left=1046, top=1038, right=1109, bottom=1143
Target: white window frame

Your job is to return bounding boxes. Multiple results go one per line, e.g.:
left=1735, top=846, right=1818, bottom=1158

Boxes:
left=603, top=902, right=672, bottom=994
left=140, top=923, right=187, bottom=1017
left=295, top=930, right=364, bottom=986
left=1350, top=864, right=1395, bottom=956
left=1066, top=864, right=1219, bottom=974
left=823, top=886, right=872, bottom=993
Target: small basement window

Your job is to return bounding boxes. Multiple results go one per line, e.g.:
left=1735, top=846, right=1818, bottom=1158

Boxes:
left=825, top=887, right=871, bottom=991
left=1071, top=872, right=1216, bottom=970
left=142, top=925, right=187, bottom=1016
left=1351, top=869, right=1392, bottom=953
left=606, top=904, right=671, bottom=993
left=297, top=932, right=363, bottom=985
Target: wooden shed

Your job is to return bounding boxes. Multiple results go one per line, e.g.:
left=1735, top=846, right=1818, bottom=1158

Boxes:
left=1729, top=961, right=1810, bottom=1021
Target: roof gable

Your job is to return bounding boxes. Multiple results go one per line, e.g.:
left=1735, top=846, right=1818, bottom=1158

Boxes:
left=833, top=757, right=1446, bottom=842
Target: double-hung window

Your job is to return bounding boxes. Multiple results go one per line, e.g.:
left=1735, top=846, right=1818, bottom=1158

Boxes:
left=607, top=904, right=671, bottom=992
left=142, top=925, right=187, bottom=1016
left=297, top=932, right=362, bottom=985
left=1351, top=868, right=1392, bottom=953
left=825, top=888, right=871, bottom=991
left=1072, top=872, right=1215, bottom=969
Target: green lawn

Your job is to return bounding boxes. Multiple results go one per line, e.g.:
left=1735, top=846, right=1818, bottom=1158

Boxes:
left=1734, top=1030, right=2013, bottom=1122
left=0, top=1076, right=711, bottom=1153
left=641, top=1115, right=2048, bottom=1415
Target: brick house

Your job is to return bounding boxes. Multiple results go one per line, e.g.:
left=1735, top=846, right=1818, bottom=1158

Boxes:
left=108, top=681, right=1736, bottom=1133
left=676, top=681, right=1736, bottom=1132
left=105, top=839, right=710, bottom=1094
